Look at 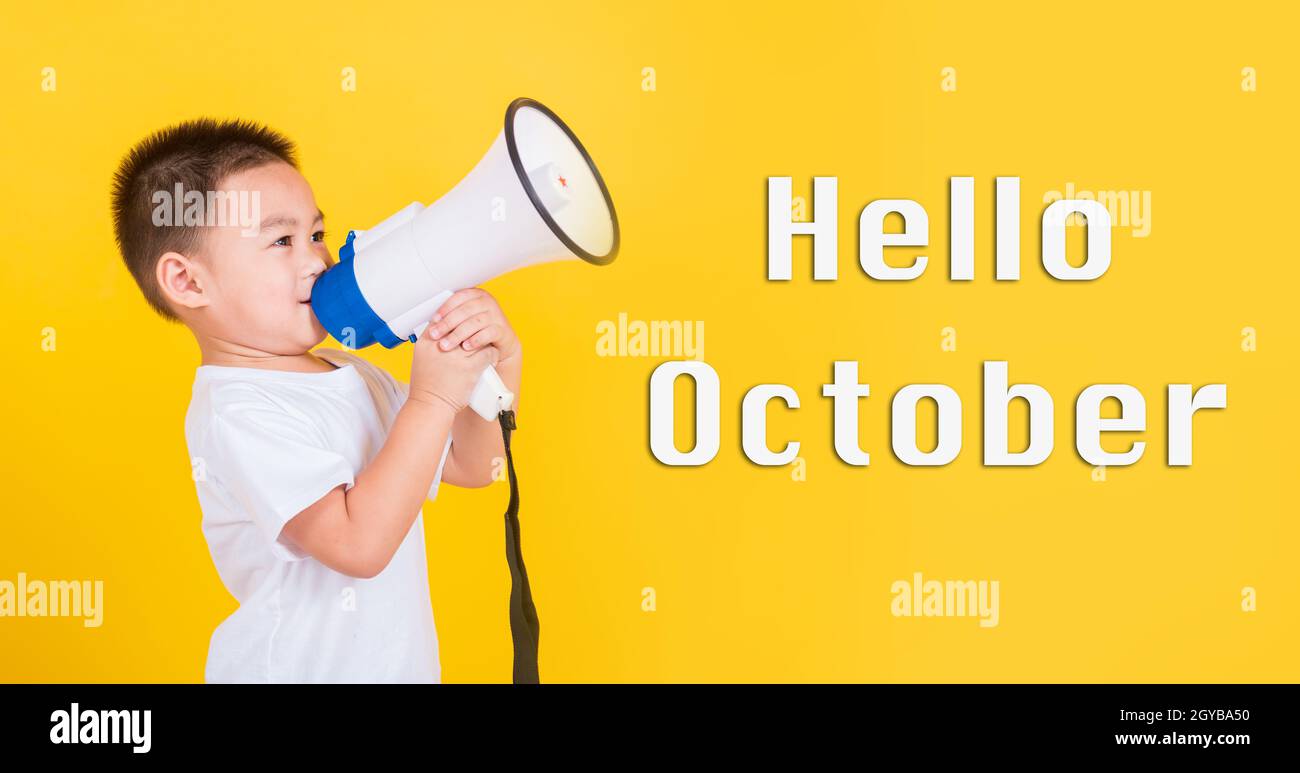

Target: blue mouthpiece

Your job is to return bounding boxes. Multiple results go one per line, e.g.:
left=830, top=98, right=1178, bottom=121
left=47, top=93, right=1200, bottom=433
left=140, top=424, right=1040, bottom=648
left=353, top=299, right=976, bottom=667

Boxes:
left=309, top=233, right=403, bottom=349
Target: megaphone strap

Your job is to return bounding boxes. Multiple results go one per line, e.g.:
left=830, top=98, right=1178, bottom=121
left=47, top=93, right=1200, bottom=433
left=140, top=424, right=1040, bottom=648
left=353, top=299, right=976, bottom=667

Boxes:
left=498, top=409, right=541, bottom=684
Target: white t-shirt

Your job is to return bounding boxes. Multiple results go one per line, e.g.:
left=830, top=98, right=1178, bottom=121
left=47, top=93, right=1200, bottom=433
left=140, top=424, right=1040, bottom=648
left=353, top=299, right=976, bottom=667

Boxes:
left=185, top=347, right=452, bottom=683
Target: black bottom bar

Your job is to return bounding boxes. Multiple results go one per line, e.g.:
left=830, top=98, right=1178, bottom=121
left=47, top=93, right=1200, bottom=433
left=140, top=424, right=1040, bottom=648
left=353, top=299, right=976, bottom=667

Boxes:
left=1, top=684, right=1287, bottom=759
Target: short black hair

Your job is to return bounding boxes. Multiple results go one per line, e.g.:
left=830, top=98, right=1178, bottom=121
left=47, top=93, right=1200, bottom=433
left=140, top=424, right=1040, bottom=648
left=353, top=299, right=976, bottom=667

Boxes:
left=110, top=118, right=299, bottom=320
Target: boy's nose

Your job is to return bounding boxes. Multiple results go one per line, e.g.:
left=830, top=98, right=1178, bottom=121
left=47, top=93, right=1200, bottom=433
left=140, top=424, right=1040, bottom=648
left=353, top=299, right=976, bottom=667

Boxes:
left=305, top=253, right=331, bottom=280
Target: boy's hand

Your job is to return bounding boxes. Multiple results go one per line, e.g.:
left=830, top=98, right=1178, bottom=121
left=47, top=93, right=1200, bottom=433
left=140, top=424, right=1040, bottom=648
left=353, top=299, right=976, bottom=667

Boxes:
left=425, top=288, right=521, bottom=365
left=409, top=323, right=500, bottom=414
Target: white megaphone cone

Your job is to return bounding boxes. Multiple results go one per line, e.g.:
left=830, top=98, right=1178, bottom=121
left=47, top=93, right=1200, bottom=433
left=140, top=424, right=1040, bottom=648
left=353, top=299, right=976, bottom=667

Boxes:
left=311, top=97, right=620, bottom=420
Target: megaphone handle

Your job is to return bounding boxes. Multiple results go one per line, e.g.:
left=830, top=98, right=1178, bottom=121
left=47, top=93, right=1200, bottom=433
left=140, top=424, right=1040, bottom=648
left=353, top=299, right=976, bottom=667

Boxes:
left=469, top=364, right=515, bottom=421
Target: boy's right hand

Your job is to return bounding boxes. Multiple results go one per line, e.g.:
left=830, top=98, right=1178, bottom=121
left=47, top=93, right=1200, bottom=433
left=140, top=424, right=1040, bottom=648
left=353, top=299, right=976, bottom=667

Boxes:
left=407, top=318, right=500, bottom=413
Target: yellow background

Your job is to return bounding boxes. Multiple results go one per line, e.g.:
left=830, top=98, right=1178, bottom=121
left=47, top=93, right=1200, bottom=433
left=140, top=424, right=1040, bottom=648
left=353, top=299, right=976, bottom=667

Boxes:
left=1, top=1, right=1295, bottom=682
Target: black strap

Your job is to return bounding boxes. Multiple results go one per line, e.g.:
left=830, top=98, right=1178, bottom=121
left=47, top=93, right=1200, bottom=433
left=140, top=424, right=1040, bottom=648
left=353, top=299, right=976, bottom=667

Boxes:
left=498, top=409, right=540, bottom=684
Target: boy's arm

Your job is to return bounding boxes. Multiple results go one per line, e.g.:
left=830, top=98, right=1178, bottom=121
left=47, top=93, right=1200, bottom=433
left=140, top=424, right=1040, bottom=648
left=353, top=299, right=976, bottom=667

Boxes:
left=281, top=397, right=457, bottom=578
left=441, top=350, right=521, bottom=488
left=279, top=333, right=497, bottom=579
left=422, top=287, right=523, bottom=490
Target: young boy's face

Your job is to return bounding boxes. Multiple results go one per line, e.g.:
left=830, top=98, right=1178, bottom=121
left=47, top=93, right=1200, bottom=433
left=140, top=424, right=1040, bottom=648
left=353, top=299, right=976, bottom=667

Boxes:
left=192, top=161, right=332, bottom=355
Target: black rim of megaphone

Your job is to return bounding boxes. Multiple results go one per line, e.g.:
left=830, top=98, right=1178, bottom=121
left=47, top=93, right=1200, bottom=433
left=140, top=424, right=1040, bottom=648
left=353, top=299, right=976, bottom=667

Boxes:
left=505, top=98, right=620, bottom=266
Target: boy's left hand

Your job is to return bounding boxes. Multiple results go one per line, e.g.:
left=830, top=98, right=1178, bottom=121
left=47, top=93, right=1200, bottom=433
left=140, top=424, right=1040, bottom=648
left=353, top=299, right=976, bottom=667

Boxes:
left=426, top=288, right=521, bottom=365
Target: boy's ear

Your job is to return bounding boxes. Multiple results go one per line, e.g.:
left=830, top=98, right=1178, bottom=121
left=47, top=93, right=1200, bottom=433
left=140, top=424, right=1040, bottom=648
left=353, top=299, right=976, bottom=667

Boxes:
left=156, top=251, right=211, bottom=312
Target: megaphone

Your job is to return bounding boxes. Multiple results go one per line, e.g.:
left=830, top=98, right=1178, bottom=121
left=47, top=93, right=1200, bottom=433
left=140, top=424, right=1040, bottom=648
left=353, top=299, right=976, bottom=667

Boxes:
left=310, top=97, right=620, bottom=420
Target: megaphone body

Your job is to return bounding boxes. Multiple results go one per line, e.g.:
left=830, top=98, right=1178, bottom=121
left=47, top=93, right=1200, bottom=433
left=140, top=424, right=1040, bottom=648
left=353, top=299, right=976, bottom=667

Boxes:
left=311, top=98, right=620, bottom=420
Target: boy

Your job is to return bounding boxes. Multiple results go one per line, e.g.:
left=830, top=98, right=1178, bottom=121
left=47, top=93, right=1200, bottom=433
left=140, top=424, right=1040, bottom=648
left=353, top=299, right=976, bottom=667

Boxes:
left=110, top=118, right=523, bottom=683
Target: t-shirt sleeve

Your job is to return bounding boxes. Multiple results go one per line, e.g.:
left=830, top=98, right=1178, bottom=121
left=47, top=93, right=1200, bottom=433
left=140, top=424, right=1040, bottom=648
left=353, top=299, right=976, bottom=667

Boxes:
left=209, top=406, right=355, bottom=563
left=389, top=378, right=455, bottom=501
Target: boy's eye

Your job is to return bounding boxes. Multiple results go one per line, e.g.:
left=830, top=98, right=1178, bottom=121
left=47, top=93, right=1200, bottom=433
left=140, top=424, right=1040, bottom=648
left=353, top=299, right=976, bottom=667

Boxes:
left=312, top=230, right=326, bottom=243
left=273, top=235, right=292, bottom=247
